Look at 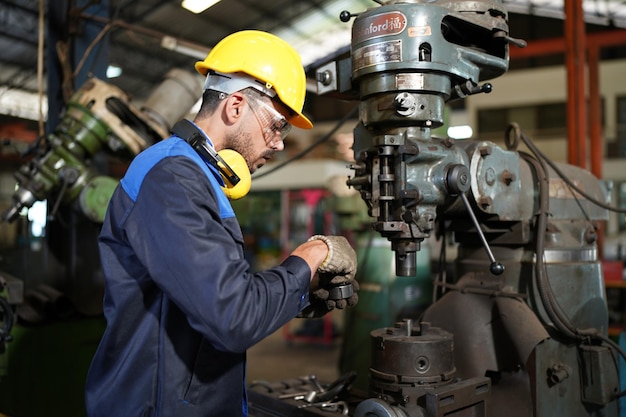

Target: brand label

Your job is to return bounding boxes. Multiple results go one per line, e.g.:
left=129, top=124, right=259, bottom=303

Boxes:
left=353, top=12, right=407, bottom=44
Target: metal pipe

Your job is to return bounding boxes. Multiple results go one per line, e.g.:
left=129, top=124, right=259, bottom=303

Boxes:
left=564, top=0, right=587, bottom=168
left=588, top=46, right=604, bottom=258
left=509, top=30, right=626, bottom=60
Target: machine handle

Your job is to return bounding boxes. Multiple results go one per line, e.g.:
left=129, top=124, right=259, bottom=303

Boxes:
left=447, top=164, right=504, bottom=276
left=459, top=192, right=505, bottom=276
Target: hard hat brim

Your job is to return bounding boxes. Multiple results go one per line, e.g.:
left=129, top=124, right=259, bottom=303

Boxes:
left=290, top=113, right=313, bottom=130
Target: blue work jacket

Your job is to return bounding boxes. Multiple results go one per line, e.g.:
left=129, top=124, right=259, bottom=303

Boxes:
left=85, top=134, right=311, bottom=416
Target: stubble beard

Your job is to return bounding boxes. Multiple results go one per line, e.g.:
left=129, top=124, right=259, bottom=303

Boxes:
left=226, top=126, right=273, bottom=174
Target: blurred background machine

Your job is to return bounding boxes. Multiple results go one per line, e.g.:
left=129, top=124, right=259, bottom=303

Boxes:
left=248, top=0, right=624, bottom=416
left=0, top=69, right=202, bottom=415
left=1, top=69, right=201, bottom=224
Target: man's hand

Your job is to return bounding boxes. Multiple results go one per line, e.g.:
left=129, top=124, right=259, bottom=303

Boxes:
left=297, top=235, right=359, bottom=318
left=308, top=235, right=357, bottom=280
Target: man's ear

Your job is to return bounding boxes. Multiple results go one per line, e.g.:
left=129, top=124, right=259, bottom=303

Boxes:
left=223, top=92, right=246, bottom=123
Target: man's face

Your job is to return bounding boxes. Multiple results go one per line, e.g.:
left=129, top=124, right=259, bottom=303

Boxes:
left=227, top=94, right=291, bottom=174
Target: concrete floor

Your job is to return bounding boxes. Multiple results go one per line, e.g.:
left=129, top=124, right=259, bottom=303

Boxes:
left=246, top=317, right=342, bottom=386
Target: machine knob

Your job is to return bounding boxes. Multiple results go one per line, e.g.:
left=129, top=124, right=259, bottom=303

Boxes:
left=446, top=164, right=471, bottom=195
left=393, top=93, right=417, bottom=117
left=339, top=10, right=359, bottom=22
left=490, top=262, right=505, bottom=276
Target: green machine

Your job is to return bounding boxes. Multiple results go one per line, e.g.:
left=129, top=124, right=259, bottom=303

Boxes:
left=2, top=69, right=201, bottom=224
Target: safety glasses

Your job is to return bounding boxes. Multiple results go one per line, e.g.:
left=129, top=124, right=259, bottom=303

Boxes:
left=246, top=94, right=292, bottom=145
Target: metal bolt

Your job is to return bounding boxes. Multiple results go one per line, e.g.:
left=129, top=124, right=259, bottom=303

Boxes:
left=460, top=173, right=469, bottom=186
left=478, top=196, right=493, bottom=209
left=547, top=363, right=571, bottom=385
left=479, top=146, right=492, bottom=157
left=584, top=227, right=598, bottom=244
left=502, top=170, right=515, bottom=186
left=316, top=70, right=332, bottom=86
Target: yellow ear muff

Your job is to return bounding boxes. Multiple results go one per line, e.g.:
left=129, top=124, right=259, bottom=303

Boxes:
left=216, top=149, right=251, bottom=200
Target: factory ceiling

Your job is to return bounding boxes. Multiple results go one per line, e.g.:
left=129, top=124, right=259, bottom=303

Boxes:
left=1, top=0, right=626, bottom=121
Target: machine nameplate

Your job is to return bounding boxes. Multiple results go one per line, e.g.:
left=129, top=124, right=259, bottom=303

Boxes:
left=396, top=73, right=425, bottom=90
left=408, top=26, right=432, bottom=37
left=353, top=11, right=407, bottom=44
left=353, top=40, right=402, bottom=72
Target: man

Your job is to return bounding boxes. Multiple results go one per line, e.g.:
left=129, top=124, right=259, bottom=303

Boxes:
left=85, top=30, right=358, bottom=416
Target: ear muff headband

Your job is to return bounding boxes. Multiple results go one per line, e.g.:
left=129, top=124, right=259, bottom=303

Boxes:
left=171, top=119, right=251, bottom=200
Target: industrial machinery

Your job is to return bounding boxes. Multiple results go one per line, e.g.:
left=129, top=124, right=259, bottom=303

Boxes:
left=249, top=0, right=622, bottom=416
left=0, top=70, right=202, bottom=415
left=1, top=0, right=621, bottom=415
left=1, top=68, right=201, bottom=224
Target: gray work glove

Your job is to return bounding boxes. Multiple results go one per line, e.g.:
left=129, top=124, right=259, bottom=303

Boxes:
left=309, top=235, right=357, bottom=280
left=297, top=235, right=359, bottom=319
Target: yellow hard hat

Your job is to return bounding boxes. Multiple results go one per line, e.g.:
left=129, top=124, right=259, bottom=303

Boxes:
left=195, top=30, right=312, bottom=129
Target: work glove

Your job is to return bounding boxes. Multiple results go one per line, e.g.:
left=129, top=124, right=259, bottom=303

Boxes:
left=297, top=235, right=359, bottom=318
left=313, top=235, right=357, bottom=279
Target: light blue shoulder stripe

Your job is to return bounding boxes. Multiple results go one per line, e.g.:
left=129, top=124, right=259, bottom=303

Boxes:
left=120, top=137, right=235, bottom=219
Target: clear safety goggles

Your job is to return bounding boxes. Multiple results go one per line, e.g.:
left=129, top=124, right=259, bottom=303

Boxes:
left=246, top=93, right=292, bottom=144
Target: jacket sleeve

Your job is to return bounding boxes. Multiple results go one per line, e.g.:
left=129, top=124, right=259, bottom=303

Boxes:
left=120, top=156, right=311, bottom=353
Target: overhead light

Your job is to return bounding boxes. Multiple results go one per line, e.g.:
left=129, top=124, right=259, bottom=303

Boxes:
left=447, top=125, right=473, bottom=140
left=106, top=64, right=122, bottom=79
left=181, top=0, right=220, bottom=14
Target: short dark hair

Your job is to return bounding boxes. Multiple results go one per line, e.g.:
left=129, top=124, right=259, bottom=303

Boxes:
left=196, top=89, right=224, bottom=119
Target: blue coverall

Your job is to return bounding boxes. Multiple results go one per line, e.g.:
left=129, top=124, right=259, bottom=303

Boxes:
left=85, top=132, right=311, bottom=416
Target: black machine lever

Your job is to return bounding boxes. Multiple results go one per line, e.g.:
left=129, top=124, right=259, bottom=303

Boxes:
left=493, top=30, right=527, bottom=48
left=447, top=165, right=505, bottom=276
left=459, top=193, right=505, bottom=276
left=451, top=80, right=492, bottom=100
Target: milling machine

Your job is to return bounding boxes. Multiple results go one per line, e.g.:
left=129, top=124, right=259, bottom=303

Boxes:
left=0, top=1, right=620, bottom=415
left=248, top=1, right=621, bottom=416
